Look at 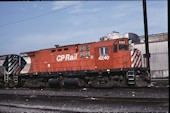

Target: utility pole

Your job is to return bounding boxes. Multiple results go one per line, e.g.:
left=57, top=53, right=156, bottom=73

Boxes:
left=143, top=0, right=150, bottom=72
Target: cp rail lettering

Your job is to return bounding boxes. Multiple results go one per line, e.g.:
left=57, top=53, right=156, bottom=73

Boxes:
left=56, top=53, right=78, bottom=62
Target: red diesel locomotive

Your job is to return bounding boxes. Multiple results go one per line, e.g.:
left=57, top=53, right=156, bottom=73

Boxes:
left=0, top=32, right=151, bottom=88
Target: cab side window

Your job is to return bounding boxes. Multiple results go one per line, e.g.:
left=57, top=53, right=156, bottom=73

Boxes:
left=99, top=47, right=108, bottom=55
left=113, top=44, right=117, bottom=53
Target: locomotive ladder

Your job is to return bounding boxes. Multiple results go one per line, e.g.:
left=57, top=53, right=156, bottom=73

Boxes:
left=127, top=70, right=135, bottom=85
left=13, top=74, right=18, bottom=83
left=4, top=73, right=18, bottom=85
left=4, top=72, right=9, bottom=83
left=1, top=66, right=9, bottom=83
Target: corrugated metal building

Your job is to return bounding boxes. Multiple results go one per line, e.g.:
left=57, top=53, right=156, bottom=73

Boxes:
left=133, top=40, right=168, bottom=78
left=139, top=32, right=168, bottom=42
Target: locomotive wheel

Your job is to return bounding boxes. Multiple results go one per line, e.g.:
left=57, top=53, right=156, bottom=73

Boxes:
left=0, top=79, right=4, bottom=87
left=23, top=78, right=46, bottom=88
left=119, top=79, right=127, bottom=87
left=48, top=78, right=62, bottom=88
left=89, top=78, right=114, bottom=88
left=62, top=78, right=86, bottom=88
left=8, top=80, right=17, bottom=88
left=135, top=77, right=150, bottom=87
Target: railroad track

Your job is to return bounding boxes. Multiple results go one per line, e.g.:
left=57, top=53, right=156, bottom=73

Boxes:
left=0, top=88, right=168, bottom=112
left=151, top=78, right=169, bottom=87
left=0, top=93, right=168, bottom=113
left=0, top=93, right=168, bottom=103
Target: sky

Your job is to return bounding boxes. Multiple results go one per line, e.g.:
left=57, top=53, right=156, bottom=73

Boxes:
left=0, top=1, right=168, bottom=55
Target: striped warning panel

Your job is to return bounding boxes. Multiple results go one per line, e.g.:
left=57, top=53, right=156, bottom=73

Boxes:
left=7, top=55, right=20, bottom=75
left=3, top=55, right=26, bottom=75
left=131, top=49, right=142, bottom=68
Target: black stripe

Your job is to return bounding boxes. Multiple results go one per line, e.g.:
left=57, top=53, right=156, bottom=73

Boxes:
left=9, top=62, right=19, bottom=74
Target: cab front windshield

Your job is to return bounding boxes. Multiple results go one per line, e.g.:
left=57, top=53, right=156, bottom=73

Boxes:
left=118, top=40, right=129, bottom=51
left=119, top=44, right=128, bottom=50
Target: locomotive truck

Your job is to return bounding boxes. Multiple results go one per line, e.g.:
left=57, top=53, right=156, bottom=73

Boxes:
left=0, top=32, right=151, bottom=88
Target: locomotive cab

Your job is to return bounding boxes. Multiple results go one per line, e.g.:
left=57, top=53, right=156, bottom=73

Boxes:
left=94, top=38, right=132, bottom=70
